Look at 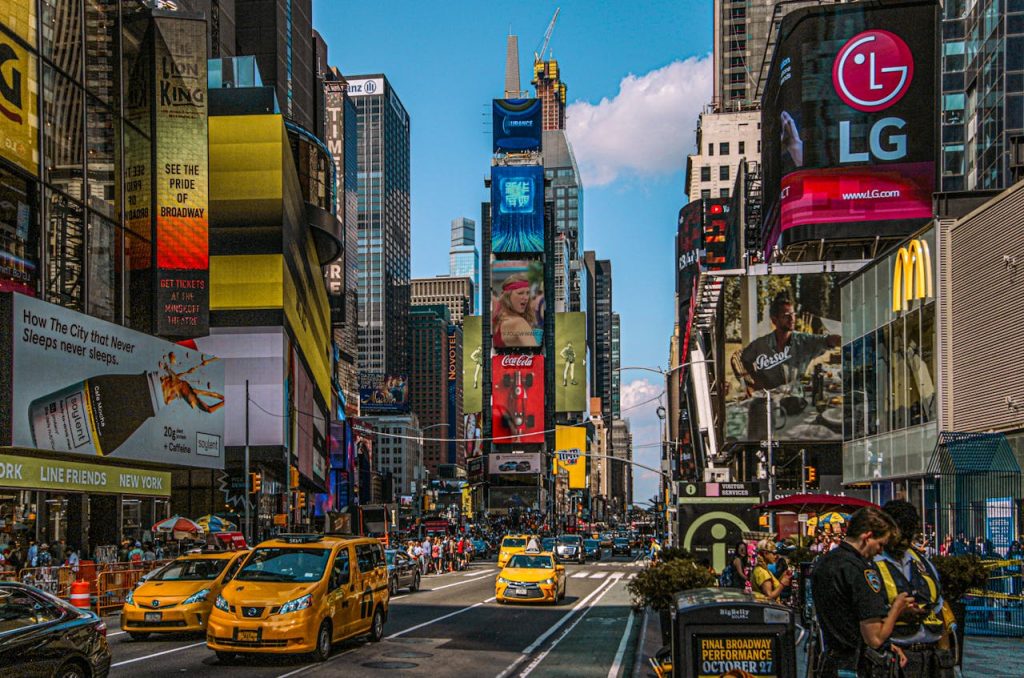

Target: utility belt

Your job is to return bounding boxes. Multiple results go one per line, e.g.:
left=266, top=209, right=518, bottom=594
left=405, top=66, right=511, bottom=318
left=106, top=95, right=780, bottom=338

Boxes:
left=824, top=646, right=899, bottom=678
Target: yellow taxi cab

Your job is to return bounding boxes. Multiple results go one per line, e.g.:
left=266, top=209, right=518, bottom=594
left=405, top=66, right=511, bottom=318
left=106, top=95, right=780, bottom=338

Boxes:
left=497, top=534, right=533, bottom=568
left=206, top=534, right=389, bottom=663
left=121, top=549, right=249, bottom=640
left=495, top=551, right=566, bottom=605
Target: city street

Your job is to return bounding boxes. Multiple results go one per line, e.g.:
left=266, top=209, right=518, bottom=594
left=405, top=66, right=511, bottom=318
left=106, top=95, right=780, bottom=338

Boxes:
left=103, top=554, right=644, bottom=678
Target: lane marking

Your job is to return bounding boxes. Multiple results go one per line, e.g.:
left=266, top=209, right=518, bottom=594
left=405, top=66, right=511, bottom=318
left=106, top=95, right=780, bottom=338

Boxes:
left=590, top=572, right=607, bottom=579
left=571, top=572, right=589, bottom=579
left=466, top=569, right=494, bottom=576
left=110, top=641, right=207, bottom=667
left=495, top=575, right=620, bottom=678
left=427, top=573, right=494, bottom=591
left=607, top=609, right=637, bottom=678
left=107, top=630, right=126, bottom=637
left=520, top=573, right=623, bottom=677
left=386, top=596, right=496, bottom=639
left=631, top=608, right=651, bottom=678
left=274, top=646, right=359, bottom=678
left=626, top=573, right=636, bottom=580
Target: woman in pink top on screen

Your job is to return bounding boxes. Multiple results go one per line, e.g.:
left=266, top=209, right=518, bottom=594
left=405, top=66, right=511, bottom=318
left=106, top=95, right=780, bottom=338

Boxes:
left=492, top=273, right=538, bottom=348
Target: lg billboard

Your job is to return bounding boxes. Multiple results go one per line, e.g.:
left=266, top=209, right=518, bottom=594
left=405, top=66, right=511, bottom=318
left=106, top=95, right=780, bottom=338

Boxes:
left=761, top=0, right=938, bottom=253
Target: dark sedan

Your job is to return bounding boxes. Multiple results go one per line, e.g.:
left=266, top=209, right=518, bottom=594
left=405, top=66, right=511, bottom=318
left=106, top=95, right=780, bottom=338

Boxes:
left=470, top=538, right=490, bottom=559
left=583, top=538, right=602, bottom=560
left=0, top=581, right=110, bottom=678
left=385, top=549, right=421, bottom=595
left=612, top=537, right=632, bottom=556
left=554, top=535, right=585, bottom=564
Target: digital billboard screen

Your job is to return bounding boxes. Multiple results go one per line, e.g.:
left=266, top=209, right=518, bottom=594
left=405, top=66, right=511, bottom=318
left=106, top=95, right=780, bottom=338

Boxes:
left=359, top=372, right=410, bottom=413
left=677, top=201, right=703, bottom=303
left=491, top=165, right=544, bottom=254
left=491, top=259, right=544, bottom=349
left=488, top=452, right=543, bottom=475
left=723, top=274, right=842, bottom=443
left=462, top=316, right=483, bottom=412
left=761, top=0, right=937, bottom=253
left=554, top=313, right=586, bottom=412
left=493, top=99, right=543, bottom=153
left=703, top=199, right=731, bottom=272
left=491, top=354, right=545, bottom=444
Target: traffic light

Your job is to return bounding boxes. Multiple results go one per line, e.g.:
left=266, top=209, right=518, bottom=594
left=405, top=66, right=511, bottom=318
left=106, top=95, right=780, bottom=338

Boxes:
left=290, top=465, right=299, bottom=489
left=806, top=466, right=817, bottom=483
left=297, top=492, right=306, bottom=509
left=250, top=472, right=262, bottom=493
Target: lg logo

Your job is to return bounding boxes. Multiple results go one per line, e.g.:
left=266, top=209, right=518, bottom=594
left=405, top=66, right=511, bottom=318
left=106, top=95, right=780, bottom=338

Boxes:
left=833, top=30, right=913, bottom=112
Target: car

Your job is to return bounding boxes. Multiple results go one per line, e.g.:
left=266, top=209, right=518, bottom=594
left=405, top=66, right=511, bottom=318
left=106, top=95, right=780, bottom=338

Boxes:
left=470, top=538, right=490, bottom=560
left=0, top=581, right=111, bottom=677
left=385, top=549, right=421, bottom=595
left=498, top=461, right=519, bottom=472
left=497, top=535, right=531, bottom=568
left=554, top=535, right=585, bottom=564
left=121, top=549, right=249, bottom=640
left=599, top=532, right=613, bottom=548
left=206, top=533, right=389, bottom=663
left=612, top=537, right=632, bottom=556
left=541, top=537, right=557, bottom=553
left=583, top=538, right=603, bottom=561
left=495, top=552, right=566, bottom=605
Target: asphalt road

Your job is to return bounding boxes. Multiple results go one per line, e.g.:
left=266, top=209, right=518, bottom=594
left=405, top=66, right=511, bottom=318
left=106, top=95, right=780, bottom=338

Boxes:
left=104, top=551, right=645, bottom=678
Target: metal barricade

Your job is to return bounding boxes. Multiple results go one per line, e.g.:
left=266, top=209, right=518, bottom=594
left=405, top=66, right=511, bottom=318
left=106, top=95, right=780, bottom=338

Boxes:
left=18, top=566, right=75, bottom=598
left=97, top=567, right=144, bottom=616
left=965, top=559, right=1024, bottom=638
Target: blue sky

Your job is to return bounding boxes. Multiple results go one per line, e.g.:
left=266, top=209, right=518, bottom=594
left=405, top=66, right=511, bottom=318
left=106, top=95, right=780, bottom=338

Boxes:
left=314, top=0, right=714, bottom=504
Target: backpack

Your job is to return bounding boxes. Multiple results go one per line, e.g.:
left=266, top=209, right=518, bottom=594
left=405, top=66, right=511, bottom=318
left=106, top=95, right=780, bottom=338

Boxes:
left=719, top=563, right=738, bottom=588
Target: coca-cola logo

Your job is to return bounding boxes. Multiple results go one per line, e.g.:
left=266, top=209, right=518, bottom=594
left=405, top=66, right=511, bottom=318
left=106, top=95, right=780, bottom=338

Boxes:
left=753, top=346, right=791, bottom=371
left=500, top=354, right=535, bottom=368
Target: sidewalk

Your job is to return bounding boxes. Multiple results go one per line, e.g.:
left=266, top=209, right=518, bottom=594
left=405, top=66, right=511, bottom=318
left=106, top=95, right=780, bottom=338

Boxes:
left=633, top=607, right=1024, bottom=677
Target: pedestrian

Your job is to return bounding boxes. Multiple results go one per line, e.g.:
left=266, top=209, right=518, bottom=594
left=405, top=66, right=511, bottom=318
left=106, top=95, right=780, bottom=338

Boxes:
left=812, top=506, right=910, bottom=678
left=129, top=541, right=144, bottom=563
left=27, top=540, right=37, bottom=568
left=142, top=544, right=157, bottom=562
left=751, top=540, right=790, bottom=601
left=67, top=547, right=80, bottom=575
left=875, top=501, right=956, bottom=678
left=456, top=536, right=466, bottom=570
left=51, top=539, right=65, bottom=566
left=432, top=541, right=441, bottom=573
left=421, top=536, right=432, bottom=574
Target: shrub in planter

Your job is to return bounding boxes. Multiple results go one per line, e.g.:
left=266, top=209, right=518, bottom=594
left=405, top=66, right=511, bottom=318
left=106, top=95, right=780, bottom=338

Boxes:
left=931, top=554, right=989, bottom=667
left=626, top=558, right=718, bottom=645
left=657, top=547, right=691, bottom=563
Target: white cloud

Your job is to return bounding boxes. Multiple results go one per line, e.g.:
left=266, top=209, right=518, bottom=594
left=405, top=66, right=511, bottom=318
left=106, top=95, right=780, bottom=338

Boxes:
left=566, top=56, right=713, bottom=187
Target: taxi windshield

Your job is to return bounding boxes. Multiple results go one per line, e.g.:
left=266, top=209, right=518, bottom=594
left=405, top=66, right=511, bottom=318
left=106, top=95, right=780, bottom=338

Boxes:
left=506, top=554, right=553, bottom=569
left=150, top=558, right=228, bottom=581
left=559, top=535, right=581, bottom=544
left=235, top=547, right=330, bottom=583
left=502, top=537, right=526, bottom=548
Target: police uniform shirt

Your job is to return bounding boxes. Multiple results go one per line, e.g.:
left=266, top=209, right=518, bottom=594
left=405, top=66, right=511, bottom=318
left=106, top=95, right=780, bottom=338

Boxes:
left=874, top=549, right=944, bottom=645
left=741, top=331, right=831, bottom=391
left=812, top=541, right=889, bottom=654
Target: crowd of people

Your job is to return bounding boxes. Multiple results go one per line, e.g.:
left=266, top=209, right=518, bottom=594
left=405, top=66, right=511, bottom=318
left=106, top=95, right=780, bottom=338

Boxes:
left=400, top=535, right=475, bottom=575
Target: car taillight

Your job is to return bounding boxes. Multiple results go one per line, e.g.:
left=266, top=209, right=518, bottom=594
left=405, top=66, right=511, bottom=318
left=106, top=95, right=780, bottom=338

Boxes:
left=95, top=620, right=107, bottom=637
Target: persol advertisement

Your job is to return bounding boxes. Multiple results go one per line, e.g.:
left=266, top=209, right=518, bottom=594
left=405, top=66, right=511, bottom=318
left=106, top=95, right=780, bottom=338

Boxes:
left=152, top=15, right=210, bottom=337
left=492, top=99, right=543, bottom=153
left=694, top=633, right=779, bottom=678
left=491, top=354, right=545, bottom=444
left=491, top=165, right=545, bottom=254
left=723, top=274, right=842, bottom=443
left=554, top=313, right=586, bottom=412
left=1, top=293, right=225, bottom=469
left=491, top=259, right=545, bottom=349
left=462, top=316, right=483, bottom=413
left=761, top=0, right=937, bottom=252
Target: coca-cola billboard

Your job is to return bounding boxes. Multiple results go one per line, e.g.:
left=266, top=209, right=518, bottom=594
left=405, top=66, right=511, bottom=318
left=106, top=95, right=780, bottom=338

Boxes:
left=491, top=354, right=545, bottom=444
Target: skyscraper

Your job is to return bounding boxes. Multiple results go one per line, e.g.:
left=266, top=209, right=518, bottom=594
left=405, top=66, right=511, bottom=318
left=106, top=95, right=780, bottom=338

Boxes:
left=448, top=217, right=479, bottom=306
left=610, top=419, right=633, bottom=513
left=411, top=277, right=473, bottom=326
left=347, top=74, right=411, bottom=380
left=585, top=252, right=614, bottom=424
left=408, top=305, right=464, bottom=474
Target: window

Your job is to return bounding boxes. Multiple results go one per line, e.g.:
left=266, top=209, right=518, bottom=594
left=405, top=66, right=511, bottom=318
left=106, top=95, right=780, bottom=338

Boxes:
left=738, top=141, right=745, bottom=154
left=719, top=188, right=730, bottom=198
left=700, top=189, right=711, bottom=199
left=700, top=166, right=711, bottom=182
left=0, top=589, right=64, bottom=634
left=719, top=142, right=730, bottom=156
left=330, top=549, right=350, bottom=590
left=707, top=144, right=714, bottom=156
left=719, top=165, right=730, bottom=180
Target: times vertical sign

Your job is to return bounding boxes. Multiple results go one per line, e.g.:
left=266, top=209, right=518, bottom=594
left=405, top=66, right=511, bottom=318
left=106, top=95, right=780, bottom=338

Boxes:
left=152, top=15, right=209, bottom=337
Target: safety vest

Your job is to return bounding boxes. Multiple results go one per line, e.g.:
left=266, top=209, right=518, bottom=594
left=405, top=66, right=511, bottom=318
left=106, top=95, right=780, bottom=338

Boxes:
left=875, top=548, right=945, bottom=635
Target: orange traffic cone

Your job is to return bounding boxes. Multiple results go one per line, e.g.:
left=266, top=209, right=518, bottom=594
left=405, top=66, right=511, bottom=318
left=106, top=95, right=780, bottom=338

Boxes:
left=70, top=579, right=91, bottom=611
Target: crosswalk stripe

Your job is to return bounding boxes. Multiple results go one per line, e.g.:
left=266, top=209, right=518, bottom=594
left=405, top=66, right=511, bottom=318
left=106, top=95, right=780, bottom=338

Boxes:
left=571, top=572, right=590, bottom=578
left=627, top=573, right=636, bottom=580
left=590, top=572, right=607, bottom=579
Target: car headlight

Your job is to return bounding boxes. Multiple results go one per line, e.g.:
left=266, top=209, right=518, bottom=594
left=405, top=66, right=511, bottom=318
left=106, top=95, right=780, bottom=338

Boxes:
left=214, top=595, right=229, bottom=612
left=544, top=578, right=555, bottom=586
left=497, top=577, right=510, bottom=585
left=277, top=594, right=313, bottom=615
left=125, top=589, right=134, bottom=606
left=182, top=588, right=211, bottom=605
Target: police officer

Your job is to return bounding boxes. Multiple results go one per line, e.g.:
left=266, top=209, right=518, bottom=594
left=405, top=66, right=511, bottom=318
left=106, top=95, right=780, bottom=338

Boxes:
left=812, top=506, right=911, bottom=678
left=875, top=500, right=956, bottom=678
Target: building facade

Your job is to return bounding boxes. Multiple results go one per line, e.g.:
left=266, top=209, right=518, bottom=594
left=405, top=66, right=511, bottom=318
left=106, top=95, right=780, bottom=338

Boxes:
left=684, top=110, right=761, bottom=202
left=408, top=305, right=464, bottom=475
left=585, top=252, right=615, bottom=424
left=449, top=216, right=479, bottom=308
left=348, top=74, right=411, bottom=379
left=366, top=413, right=421, bottom=502
left=411, top=276, right=473, bottom=326
left=610, top=418, right=634, bottom=514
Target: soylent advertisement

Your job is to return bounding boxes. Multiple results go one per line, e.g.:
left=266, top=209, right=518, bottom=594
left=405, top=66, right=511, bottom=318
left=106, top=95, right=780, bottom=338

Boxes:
left=491, top=354, right=545, bottom=444
left=761, top=0, right=937, bottom=251
left=1, top=293, right=225, bottom=468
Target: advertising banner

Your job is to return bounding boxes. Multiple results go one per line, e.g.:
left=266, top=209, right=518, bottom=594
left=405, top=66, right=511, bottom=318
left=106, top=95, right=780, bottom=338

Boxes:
left=677, top=482, right=760, bottom=573
left=723, top=274, right=842, bottom=443
left=467, top=454, right=484, bottom=484
left=491, top=165, right=544, bottom=253
left=693, top=633, right=778, bottom=678
left=677, top=202, right=703, bottom=304
left=359, top=372, right=410, bottom=413
left=492, top=99, right=543, bottom=153
left=0, top=454, right=171, bottom=497
left=488, top=453, right=542, bottom=475
left=704, top=199, right=731, bottom=272
left=462, top=316, right=483, bottom=412
left=2, top=293, right=225, bottom=469
left=0, top=29, right=38, bottom=174
left=555, top=313, right=586, bottom=412
left=986, top=497, right=1015, bottom=557
left=761, top=0, right=937, bottom=252
left=491, top=259, right=544, bottom=349
left=554, top=426, right=587, bottom=490
left=464, top=412, right=483, bottom=460
left=488, top=486, right=540, bottom=511
left=491, top=354, right=545, bottom=444
left=152, top=16, right=210, bottom=337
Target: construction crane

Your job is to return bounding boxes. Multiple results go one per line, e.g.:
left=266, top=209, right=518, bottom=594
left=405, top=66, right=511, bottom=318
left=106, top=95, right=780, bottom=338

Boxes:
left=534, top=7, right=560, bottom=64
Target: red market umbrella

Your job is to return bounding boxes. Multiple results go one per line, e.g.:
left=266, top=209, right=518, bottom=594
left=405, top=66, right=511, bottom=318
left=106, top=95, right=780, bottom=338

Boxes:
left=152, top=516, right=204, bottom=534
left=752, top=493, right=878, bottom=514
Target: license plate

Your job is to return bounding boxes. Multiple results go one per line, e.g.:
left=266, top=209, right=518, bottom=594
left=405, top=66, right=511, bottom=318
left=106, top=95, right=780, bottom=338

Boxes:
left=238, top=629, right=258, bottom=642
left=514, top=587, right=527, bottom=596
left=144, top=612, right=162, bottom=622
